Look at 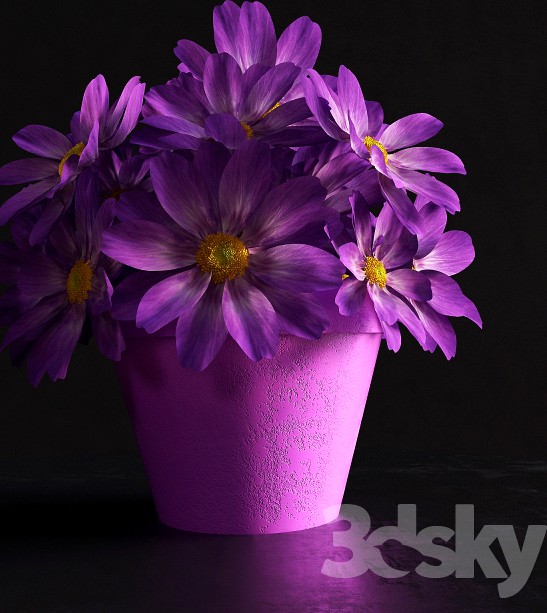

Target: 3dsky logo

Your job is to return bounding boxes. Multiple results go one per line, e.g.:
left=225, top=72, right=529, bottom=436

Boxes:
left=322, top=504, right=546, bottom=598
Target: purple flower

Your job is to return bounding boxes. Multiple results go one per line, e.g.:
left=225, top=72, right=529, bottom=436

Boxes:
left=0, top=75, right=145, bottom=229
left=303, top=66, right=465, bottom=230
left=136, top=53, right=325, bottom=151
left=0, top=174, right=124, bottom=386
left=102, top=140, right=344, bottom=370
left=334, top=192, right=431, bottom=351
left=93, top=146, right=152, bottom=217
left=175, top=1, right=321, bottom=78
left=406, top=197, right=482, bottom=358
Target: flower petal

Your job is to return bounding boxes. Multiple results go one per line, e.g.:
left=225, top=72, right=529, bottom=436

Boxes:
left=237, top=0, right=277, bottom=70
left=257, top=286, right=329, bottom=339
left=413, top=300, right=457, bottom=359
left=104, top=80, right=145, bottom=148
left=92, top=312, right=125, bottom=361
left=381, top=113, right=443, bottom=151
left=380, top=319, right=402, bottom=352
left=28, top=198, right=67, bottom=246
left=254, top=98, right=312, bottom=135
left=136, top=267, right=211, bottom=333
left=175, top=39, right=211, bottom=79
left=101, top=221, right=196, bottom=271
left=175, top=283, right=228, bottom=371
left=389, top=147, right=466, bottom=175
left=141, top=114, right=206, bottom=139
left=277, top=16, right=321, bottom=70
left=0, top=158, right=57, bottom=185
left=337, top=242, right=365, bottom=281
left=105, top=76, right=142, bottom=134
left=150, top=152, right=217, bottom=236
left=145, top=74, right=211, bottom=125
left=249, top=244, right=345, bottom=293
left=26, top=303, right=86, bottom=386
left=242, top=175, right=326, bottom=248
left=424, top=271, right=482, bottom=327
left=415, top=202, right=447, bottom=259
left=218, top=139, right=271, bottom=234
left=204, top=113, right=247, bottom=149
left=18, top=254, right=68, bottom=306
left=315, top=151, right=367, bottom=193
left=370, top=285, right=426, bottom=344
left=12, top=125, right=71, bottom=159
left=79, top=120, right=99, bottom=168
left=301, top=71, right=347, bottom=140
left=130, top=126, right=202, bottom=152
left=414, top=230, right=474, bottom=275
left=0, top=176, right=59, bottom=226
left=242, top=63, right=301, bottom=122
left=337, top=65, right=369, bottom=138
left=387, top=269, right=432, bottom=301
left=350, top=190, right=373, bottom=256
left=378, top=174, right=422, bottom=235
left=0, top=293, right=66, bottom=351
left=213, top=0, right=241, bottom=63
left=203, top=52, right=243, bottom=114
left=336, top=278, right=367, bottom=316
left=111, top=271, right=172, bottom=320
left=79, top=74, right=110, bottom=143
left=366, top=101, right=384, bottom=136
left=222, top=276, right=279, bottom=361
left=388, top=166, right=460, bottom=213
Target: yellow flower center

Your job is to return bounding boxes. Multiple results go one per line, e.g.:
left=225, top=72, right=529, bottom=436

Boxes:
left=66, top=259, right=94, bottom=304
left=260, top=101, right=281, bottom=119
left=195, top=233, right=249, bottom=284
left=58, top=142, right=85, bottom=177
left=364, top=256, right=387, bottom=288
left=241, top=122, right=254, bottom=138
left=363, top=136, right=388, bottom=164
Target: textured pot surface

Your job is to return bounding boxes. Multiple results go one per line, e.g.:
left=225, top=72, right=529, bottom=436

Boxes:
left=117, top=329, right=381, bottom=534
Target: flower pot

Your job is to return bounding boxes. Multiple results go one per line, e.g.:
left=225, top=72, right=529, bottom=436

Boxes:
left=116, top=292, right=382, bottom=534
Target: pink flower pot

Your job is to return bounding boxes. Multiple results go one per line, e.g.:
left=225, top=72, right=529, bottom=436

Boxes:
left=116, top=293, right=382, bottom=534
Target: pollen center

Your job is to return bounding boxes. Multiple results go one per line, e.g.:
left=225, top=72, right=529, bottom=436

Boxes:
left=364, top=256, right=387, bottom=288
left=241, top=122, right=253, bottom=138
left=195, top=233, right=249, bottom=284
left=363, top=136, right=388, bottom=164
left=58, top=142, right=85, bottom=177
left=66, top=259, right=94, bottom=304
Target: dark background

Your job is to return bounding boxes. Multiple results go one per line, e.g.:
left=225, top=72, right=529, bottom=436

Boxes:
left=0, top=0, right=545, bottom=463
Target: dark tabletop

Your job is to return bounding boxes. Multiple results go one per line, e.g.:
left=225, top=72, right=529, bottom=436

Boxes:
left=1, top=450, right=545, bottom=612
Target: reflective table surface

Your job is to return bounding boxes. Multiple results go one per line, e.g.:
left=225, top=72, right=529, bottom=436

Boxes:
left=1, top=450, right=545, bottom=612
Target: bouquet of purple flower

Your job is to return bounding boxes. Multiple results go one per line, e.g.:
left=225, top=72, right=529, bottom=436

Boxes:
left=0, top=1, right=481, bottom=386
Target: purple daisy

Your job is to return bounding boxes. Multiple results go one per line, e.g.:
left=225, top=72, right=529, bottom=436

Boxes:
left=0, top=75, right=145, bottom=230
left=93, top=146, right=152, bottom=217
left=102, top=140, right=345, bottom=370
left=175, top=1, right=321, bottom=80
left=0, top=174, right=124, bottom=386
left=302, top=65, right=465, bottom=230
left=334, top=191, right=431, bottom=351
left=135, top=52, right=325, bottom=152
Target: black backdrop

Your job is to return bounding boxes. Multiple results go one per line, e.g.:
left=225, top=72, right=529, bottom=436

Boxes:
left=0, top=0, right=545, bottom=462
